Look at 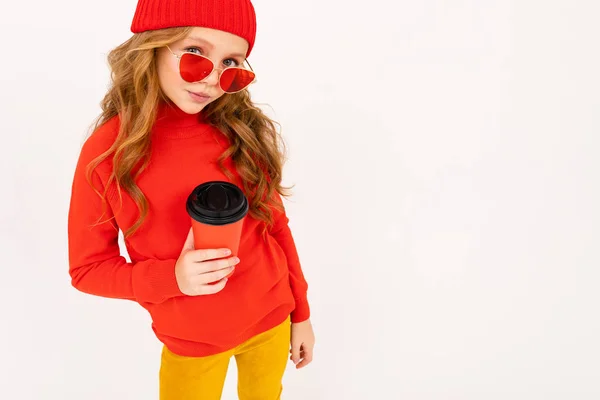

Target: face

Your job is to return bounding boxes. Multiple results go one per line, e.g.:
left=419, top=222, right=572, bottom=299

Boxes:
left=156, top=27, right=250, bottom=114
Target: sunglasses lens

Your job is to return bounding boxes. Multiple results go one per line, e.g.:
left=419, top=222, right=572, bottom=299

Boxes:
left=220, top=68, right=256, bottom=93
left=179, top=53, right=213, bottom=82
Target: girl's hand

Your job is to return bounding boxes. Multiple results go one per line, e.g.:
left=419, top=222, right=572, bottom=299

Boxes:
left=290, top=319, right=315, bottom=369
left=175, top=227, right=240, bottom=296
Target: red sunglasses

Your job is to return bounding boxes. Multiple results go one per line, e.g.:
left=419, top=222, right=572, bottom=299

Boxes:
left=166, top=45, right=256, bottom=93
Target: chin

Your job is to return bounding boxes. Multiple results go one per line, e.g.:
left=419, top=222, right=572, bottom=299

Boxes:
left=176, top=100, right=207, bottom=115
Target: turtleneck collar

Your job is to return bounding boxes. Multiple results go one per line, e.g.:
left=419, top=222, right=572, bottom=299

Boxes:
left=152, top=101, right=211, bottom=138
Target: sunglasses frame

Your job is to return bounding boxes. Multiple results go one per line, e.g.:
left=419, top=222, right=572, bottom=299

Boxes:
left=165, top=45, right=256, bottom=94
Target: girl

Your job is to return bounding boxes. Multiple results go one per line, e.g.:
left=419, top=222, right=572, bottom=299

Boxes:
left=67, top=0, right=315, bottom=398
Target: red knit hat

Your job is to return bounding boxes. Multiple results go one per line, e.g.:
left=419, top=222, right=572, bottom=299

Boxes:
left=130, top=0, right=257, bottom=56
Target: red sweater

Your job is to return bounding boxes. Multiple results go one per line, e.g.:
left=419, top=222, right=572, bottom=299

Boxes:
left=68, top=103, right=310, bottom=356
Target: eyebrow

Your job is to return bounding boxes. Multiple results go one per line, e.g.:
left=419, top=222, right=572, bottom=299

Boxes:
left=186, top=36, right=246, bottom=59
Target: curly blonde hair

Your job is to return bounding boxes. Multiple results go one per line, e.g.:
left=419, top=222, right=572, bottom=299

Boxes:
left=86, top=27, right=291, bottom=238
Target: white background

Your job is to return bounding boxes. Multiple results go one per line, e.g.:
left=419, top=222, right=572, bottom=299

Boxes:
left=1, top=0, right=598, bottom=399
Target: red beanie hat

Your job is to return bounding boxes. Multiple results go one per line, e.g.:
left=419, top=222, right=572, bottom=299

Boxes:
left=130, top=0, right=257, bottom=56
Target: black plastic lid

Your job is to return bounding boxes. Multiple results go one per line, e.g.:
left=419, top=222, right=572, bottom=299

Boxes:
left=186, top=181, right=249, bottom=225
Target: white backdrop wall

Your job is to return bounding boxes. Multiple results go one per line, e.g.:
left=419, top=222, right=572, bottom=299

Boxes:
left=0, top=1, right=598, bottom=399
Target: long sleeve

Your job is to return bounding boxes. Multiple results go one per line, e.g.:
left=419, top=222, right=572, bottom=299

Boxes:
left=67, top=136, right=183, bottom=304
left=269, top=194, right=310, bottom=323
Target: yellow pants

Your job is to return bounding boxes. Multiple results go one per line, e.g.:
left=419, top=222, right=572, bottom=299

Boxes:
left=159, top=316, right=291, bottom=400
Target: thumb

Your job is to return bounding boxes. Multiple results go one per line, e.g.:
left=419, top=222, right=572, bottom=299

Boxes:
left=181, top=227, right=195, bottom=254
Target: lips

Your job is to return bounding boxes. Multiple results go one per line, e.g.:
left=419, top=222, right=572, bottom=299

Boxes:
left=189, top=91, right=210, bottom=98
left=188, top=90, right=211, bottom=103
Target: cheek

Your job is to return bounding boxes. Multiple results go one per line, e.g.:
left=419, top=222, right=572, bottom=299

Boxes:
left=212, top=91, right=226, bottom=102
left=157, top=56, right=181, bottom=91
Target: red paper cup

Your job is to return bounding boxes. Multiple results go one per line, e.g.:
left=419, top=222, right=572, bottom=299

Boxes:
left=186, top=181, right=249, bottom=281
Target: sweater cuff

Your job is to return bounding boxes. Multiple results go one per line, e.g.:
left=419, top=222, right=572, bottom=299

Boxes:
left=291, top=296, right=311, bottom=323
left=132, top=259, right=183, bottom=304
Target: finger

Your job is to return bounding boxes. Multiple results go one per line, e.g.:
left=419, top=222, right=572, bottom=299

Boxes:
left=188, top=248, right=232, bottom=263
left=196, top=277, right=228, bottom=295
left=295, top=347, right=313, bottom=369
left=181, top=227, right=195, bottom=253
left=196, top=264, right=236, bottom=285
left=290, top=342, right=302, bottom=365
left=195, top=256, right=239, bottom=274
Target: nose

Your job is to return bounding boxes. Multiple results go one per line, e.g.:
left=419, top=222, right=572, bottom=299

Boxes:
left=202, top=68, right=220, bottom=86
